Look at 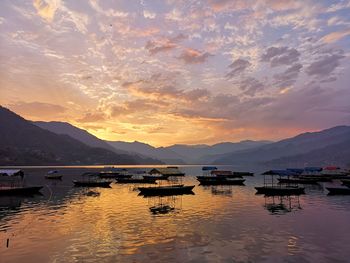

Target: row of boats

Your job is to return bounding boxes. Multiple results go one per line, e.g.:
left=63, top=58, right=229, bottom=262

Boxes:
left=1, top=166, right=350, bottom=197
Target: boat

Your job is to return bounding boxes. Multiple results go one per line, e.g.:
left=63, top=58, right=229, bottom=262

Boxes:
left=255, top=170, right=305, bottom=196
left=73, top=180, right=111, bottom=187
left=202, top=166, right=217, bottom=171
left=143, top=174, right=169, bottom=180
left=326, top=187, right=350, bottom=195
left=115, top=177, right=157, bottom=184
left=277, top=178, right=319, bottom=184
left=0, top=186, right=43, bottom=196
left=341, top=179, right=350, bottom=186
left=255, top=186, right=305, bottom=196
left=0, top=169, right=43, bottom=196
left=98, top=171, right=132, bottom=179
left=45, top=170, right=62, bottom=180
left=197, top=177, right=245, bottom=185
left=298, top=175, right=333, bottom=182
left=232, top=171, right=254, bottom=177
left=149, top=168, right=185, bottom=177
left=138, top=185, right=195, bottom=196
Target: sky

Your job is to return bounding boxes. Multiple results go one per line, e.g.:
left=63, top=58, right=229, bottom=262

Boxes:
left=0, top=0, right=350, bottom=146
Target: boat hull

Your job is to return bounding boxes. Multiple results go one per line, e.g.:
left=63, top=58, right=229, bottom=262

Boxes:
left=0, top=186, right=43, bottom=196
left=138, top=185, right=195, bottom=196
left=115, top=178, right=157, bottom=184
left=198, top=179, right=245, bottom=185
left=326, top=187, right=350, bottom=195
left=255, top=186, right=305, bottom=196
left=73, top=181, right=111, bottom=187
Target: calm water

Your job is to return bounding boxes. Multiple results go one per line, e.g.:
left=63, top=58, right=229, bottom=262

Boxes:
left=1, top=166, right=350, bottom=263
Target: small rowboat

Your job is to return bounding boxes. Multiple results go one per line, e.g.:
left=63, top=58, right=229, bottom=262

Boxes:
left=73, top=180, right=111, bottom=187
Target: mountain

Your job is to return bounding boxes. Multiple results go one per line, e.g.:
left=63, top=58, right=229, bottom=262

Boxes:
left=212, top=126, right=350, bottom=166
left=107, top=140, right=271, bottom=164
left=107, top=141, right=186, bottom=164
left=0, top=106, right=161, bottom=165
left=34, top=121, right=117, bottom=152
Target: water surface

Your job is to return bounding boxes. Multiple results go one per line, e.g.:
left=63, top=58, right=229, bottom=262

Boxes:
left=1, top=166, right=350, bottom=262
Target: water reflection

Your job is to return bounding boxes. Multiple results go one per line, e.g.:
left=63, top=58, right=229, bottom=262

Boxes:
left=263, top=195, right=302, bottom=215
left=147, top=195, right=182, bottom=215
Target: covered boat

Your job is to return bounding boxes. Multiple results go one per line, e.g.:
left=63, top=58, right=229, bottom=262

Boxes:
left=149, top=168, right=185, bottom=176
left=45, top=170, right=62, bottom=180
left=202, top=166, right=218, bottom=171
left=255, top=170, right=305, bottom=196
left=0, top=169, right=43, bottom=195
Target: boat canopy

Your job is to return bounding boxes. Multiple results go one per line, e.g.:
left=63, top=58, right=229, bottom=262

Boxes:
left=323, top=166, right=340, bottom=170
left=0, top=169, right=24, bottom=176
left=286, top=168, right=304, bottom=174
left=211, top=170, right=233, bottom=176
left=47, top=170, right=58, bottom=174
left=202, top=166, right=218, bottom=171
left=304, top=167, right=322, bottom=172
left=149, top=168, right=184, bottom=175
left=262, top=170, right=297, bottom=176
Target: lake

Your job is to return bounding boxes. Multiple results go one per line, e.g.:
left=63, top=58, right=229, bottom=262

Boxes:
left=1, top=166, right=350, bottom=263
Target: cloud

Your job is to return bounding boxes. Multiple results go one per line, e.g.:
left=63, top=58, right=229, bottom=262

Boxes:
left=321, top=29, right=350, bottom=43
left=306, top=50, right=345, bottom=77
left=145, top=34, right=186, bottom=55
left=237, top=77, right=266, bottom=96
left=33, top=0, right=61, bottom=22
left=261, top=46, right=300, bottom=67
left=7, top=101, right=67, bottom=118
left=143, top=10, right=156, bottom=19
left=76, top=112, right=105, bottom=123
left=273, top=63, right=303, bottom=87
left=226, top=58, right=251, bottom=78
left=178, top=48, right=212, bottom=64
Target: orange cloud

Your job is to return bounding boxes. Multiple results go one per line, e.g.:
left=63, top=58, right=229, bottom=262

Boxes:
left=33, top=0, right=60, bottom=22
left=321, top=29, right=350, bottom=43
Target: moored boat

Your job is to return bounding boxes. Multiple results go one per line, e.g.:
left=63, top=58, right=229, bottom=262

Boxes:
left=0, top=186, right=43, bottom=196
left=73, top=180, right=111, bottom=187
left=255, top=186, right=305, bottom=196
left=277, top=178, right=319, bottom=184
left=115, top=177, right=157, bottom=184
left=45, top=170, right=62, bottom=180
left=143, top=174, right=169, bottom=180
left=326, top=187, right=350, bottom=195
left=197, top=177, right=245, bottom=185
left=138, top=185, right=195, bottom=196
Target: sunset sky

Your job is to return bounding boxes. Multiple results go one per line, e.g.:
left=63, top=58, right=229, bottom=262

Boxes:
left=1, top=0, right=349, bottom=146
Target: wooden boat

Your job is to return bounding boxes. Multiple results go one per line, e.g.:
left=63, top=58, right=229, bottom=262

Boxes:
left=326, top=187, right=350, bottom=195
left=198, top=177, right=245, bottom=185
left=115, top=177, right=157, bottom=184
left=138, top=185, right=195, bottom=196
left=98, top=172, right=132, bottom=179
left=45, top=174, right=62, bottom=180
left=0, top=186, right=43, bottom=196
left=277, top=178, right=319, bottom=184
left=232, top=172, right=254, bottom=177
left=143, top=174, right=169, bottom=180
left=255, top=186, right=305, bottom=196
left=73, top=180, right=111, bottom=187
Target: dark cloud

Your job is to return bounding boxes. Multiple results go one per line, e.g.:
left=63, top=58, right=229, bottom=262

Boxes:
left=261, top=46, right=300, bottom=67
left=178, top=48, right=212, bottom=64
left=306, top=50, right=345, bottom=77
left=238, top=77, right=266, bottom=96
left=273, top=63, right=303, bottom=87
left=226, top=58, right=251, bottom=78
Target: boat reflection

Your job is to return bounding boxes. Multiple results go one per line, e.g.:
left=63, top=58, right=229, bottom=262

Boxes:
left=146, top=195, right=182, bottom=215
left=263, top=195, right=302, bottom=215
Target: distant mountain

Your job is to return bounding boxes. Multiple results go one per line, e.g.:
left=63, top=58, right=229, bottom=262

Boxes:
left=212, top=126, right=350, bottom=167
left=107, top=140, right=271, bottom=164
left=0, top=106, right=161, bottom=165
left=107, top=141, right=186, bottom=164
